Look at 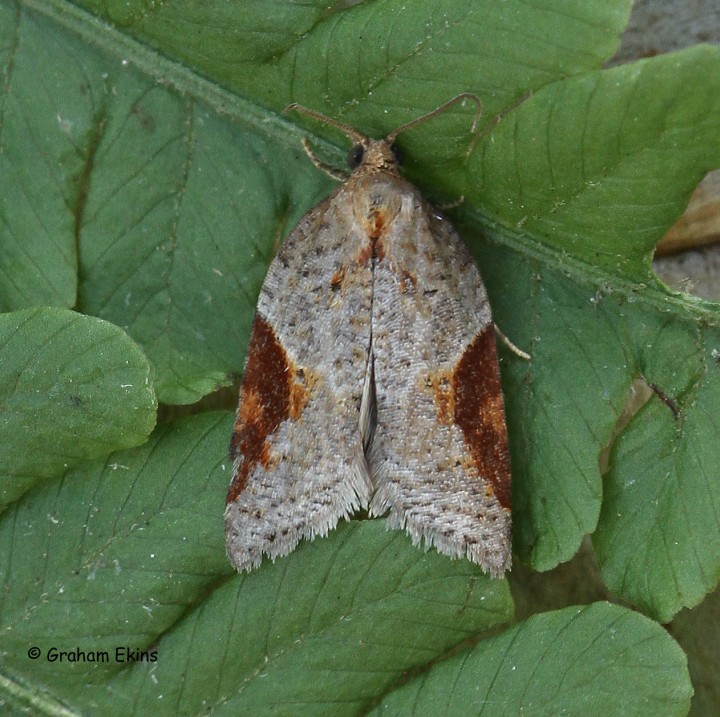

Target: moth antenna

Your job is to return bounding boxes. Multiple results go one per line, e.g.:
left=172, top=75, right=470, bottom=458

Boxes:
left=285, top=103, right=368, bottom=146
left=463, top=89, right=533, bottom=159
left=385, top=93, right=483, bottom=143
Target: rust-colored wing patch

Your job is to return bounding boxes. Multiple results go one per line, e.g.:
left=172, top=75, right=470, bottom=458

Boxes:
left=229, top=316, right=293, bottom=501
left=453, top=326, right=511, bottom=510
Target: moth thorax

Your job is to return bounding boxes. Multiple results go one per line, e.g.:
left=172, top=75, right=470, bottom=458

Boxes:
left=351, top=178, right=404, bottom=239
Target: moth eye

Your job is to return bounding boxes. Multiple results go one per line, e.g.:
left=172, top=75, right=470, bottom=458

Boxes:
left=390, top=143, right=404, bottom=165
left=348, top=144, right=365, bottom=168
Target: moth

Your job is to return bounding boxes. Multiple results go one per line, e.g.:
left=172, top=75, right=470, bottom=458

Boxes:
left=225, top=94, right=516, bottom=577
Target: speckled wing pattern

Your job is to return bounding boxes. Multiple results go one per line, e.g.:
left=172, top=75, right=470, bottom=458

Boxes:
left=226, top=131, right=512, bottom=577
left=367, top=175, right=511, bottom=577
left=225, top=189, right=374, bottom=571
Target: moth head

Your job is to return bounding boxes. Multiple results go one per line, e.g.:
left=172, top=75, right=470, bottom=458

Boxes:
left=285, top=94, right=481, bottom=178
left=345, top=138, right=405, bottom=176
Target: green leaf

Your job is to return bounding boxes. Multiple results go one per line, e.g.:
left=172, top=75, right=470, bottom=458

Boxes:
left=371, top=602, right=693, bottom=716
left=2, top=0, right=720, bottom=709
left=469, top=48, right=720, bottom=278
left=0, top=412, right=514, bottom=714
left=76, top=0, right=633, bottom=123
left=0, top=414, right=231, bottom=698
left=0, top=307, right=156, bottom=507
left=594, top=332, right=720, bottom=623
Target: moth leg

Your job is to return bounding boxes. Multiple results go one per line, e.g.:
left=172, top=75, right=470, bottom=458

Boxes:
left=436, top=195, right=464, bottom=212
left=301, top=138, right=348, bottom=182
left=494, top=324, right=530, bottom=360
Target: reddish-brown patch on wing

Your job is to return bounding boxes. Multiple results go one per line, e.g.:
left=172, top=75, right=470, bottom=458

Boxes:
left=227, top=315, right=307, bottom=503
left=453, top=326, right=511, bottom=509
left=426, top=370, right=454, bottom=424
